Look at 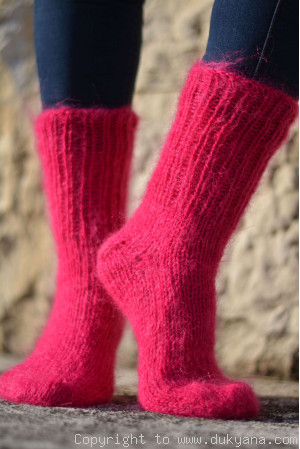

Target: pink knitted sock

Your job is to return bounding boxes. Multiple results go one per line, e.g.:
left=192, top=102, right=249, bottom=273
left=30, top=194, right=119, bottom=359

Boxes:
left=97, top=62, right=298, bottom=419
left=0, top=106, right=138, bottom=406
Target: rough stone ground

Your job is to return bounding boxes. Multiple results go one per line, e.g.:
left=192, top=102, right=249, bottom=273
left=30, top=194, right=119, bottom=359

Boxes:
left=0, top=359, right=298, bottom=449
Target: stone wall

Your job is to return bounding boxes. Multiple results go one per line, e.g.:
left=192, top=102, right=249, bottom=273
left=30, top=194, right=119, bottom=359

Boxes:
left=0, top=0, right=298, bottom=379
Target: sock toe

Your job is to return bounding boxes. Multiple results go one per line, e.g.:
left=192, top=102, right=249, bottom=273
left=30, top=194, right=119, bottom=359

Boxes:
left=139, top=380, right=259, bottom=419
left=0, top=361, right=113, bottom=407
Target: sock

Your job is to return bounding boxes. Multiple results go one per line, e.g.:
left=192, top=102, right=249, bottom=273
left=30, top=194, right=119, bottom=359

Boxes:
left=97, top=62, right=298, bottom=419
left=0, top=106, right=138, bottom=406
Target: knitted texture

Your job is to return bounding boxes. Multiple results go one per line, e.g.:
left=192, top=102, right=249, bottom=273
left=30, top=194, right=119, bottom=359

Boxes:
left=0, top=106, right=138, bottom=406
left=97, top=62, right=298, bottom=419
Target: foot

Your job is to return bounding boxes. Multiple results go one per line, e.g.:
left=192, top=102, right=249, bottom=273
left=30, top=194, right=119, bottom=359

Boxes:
left=97, top=62, right=296, bottom=418
left=0, top=292, right=123, bottom=406
left=0, top=107, right=138, bottom=406
left=98, top=207, right=259, bottom=419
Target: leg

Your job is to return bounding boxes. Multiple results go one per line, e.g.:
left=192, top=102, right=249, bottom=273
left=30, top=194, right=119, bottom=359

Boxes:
left=97, top=1, right=298, bottom=418
left=35, top=0, right=144, bottom=108
left=203, top=0, right=299, bottom=98
left=0, top=0, right=143, bottom=406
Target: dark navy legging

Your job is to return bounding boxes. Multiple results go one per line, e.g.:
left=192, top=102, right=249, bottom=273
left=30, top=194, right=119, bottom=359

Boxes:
left=203, top=0, right=299, bottom=98
left=34, top=0, right=299, bottom=109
